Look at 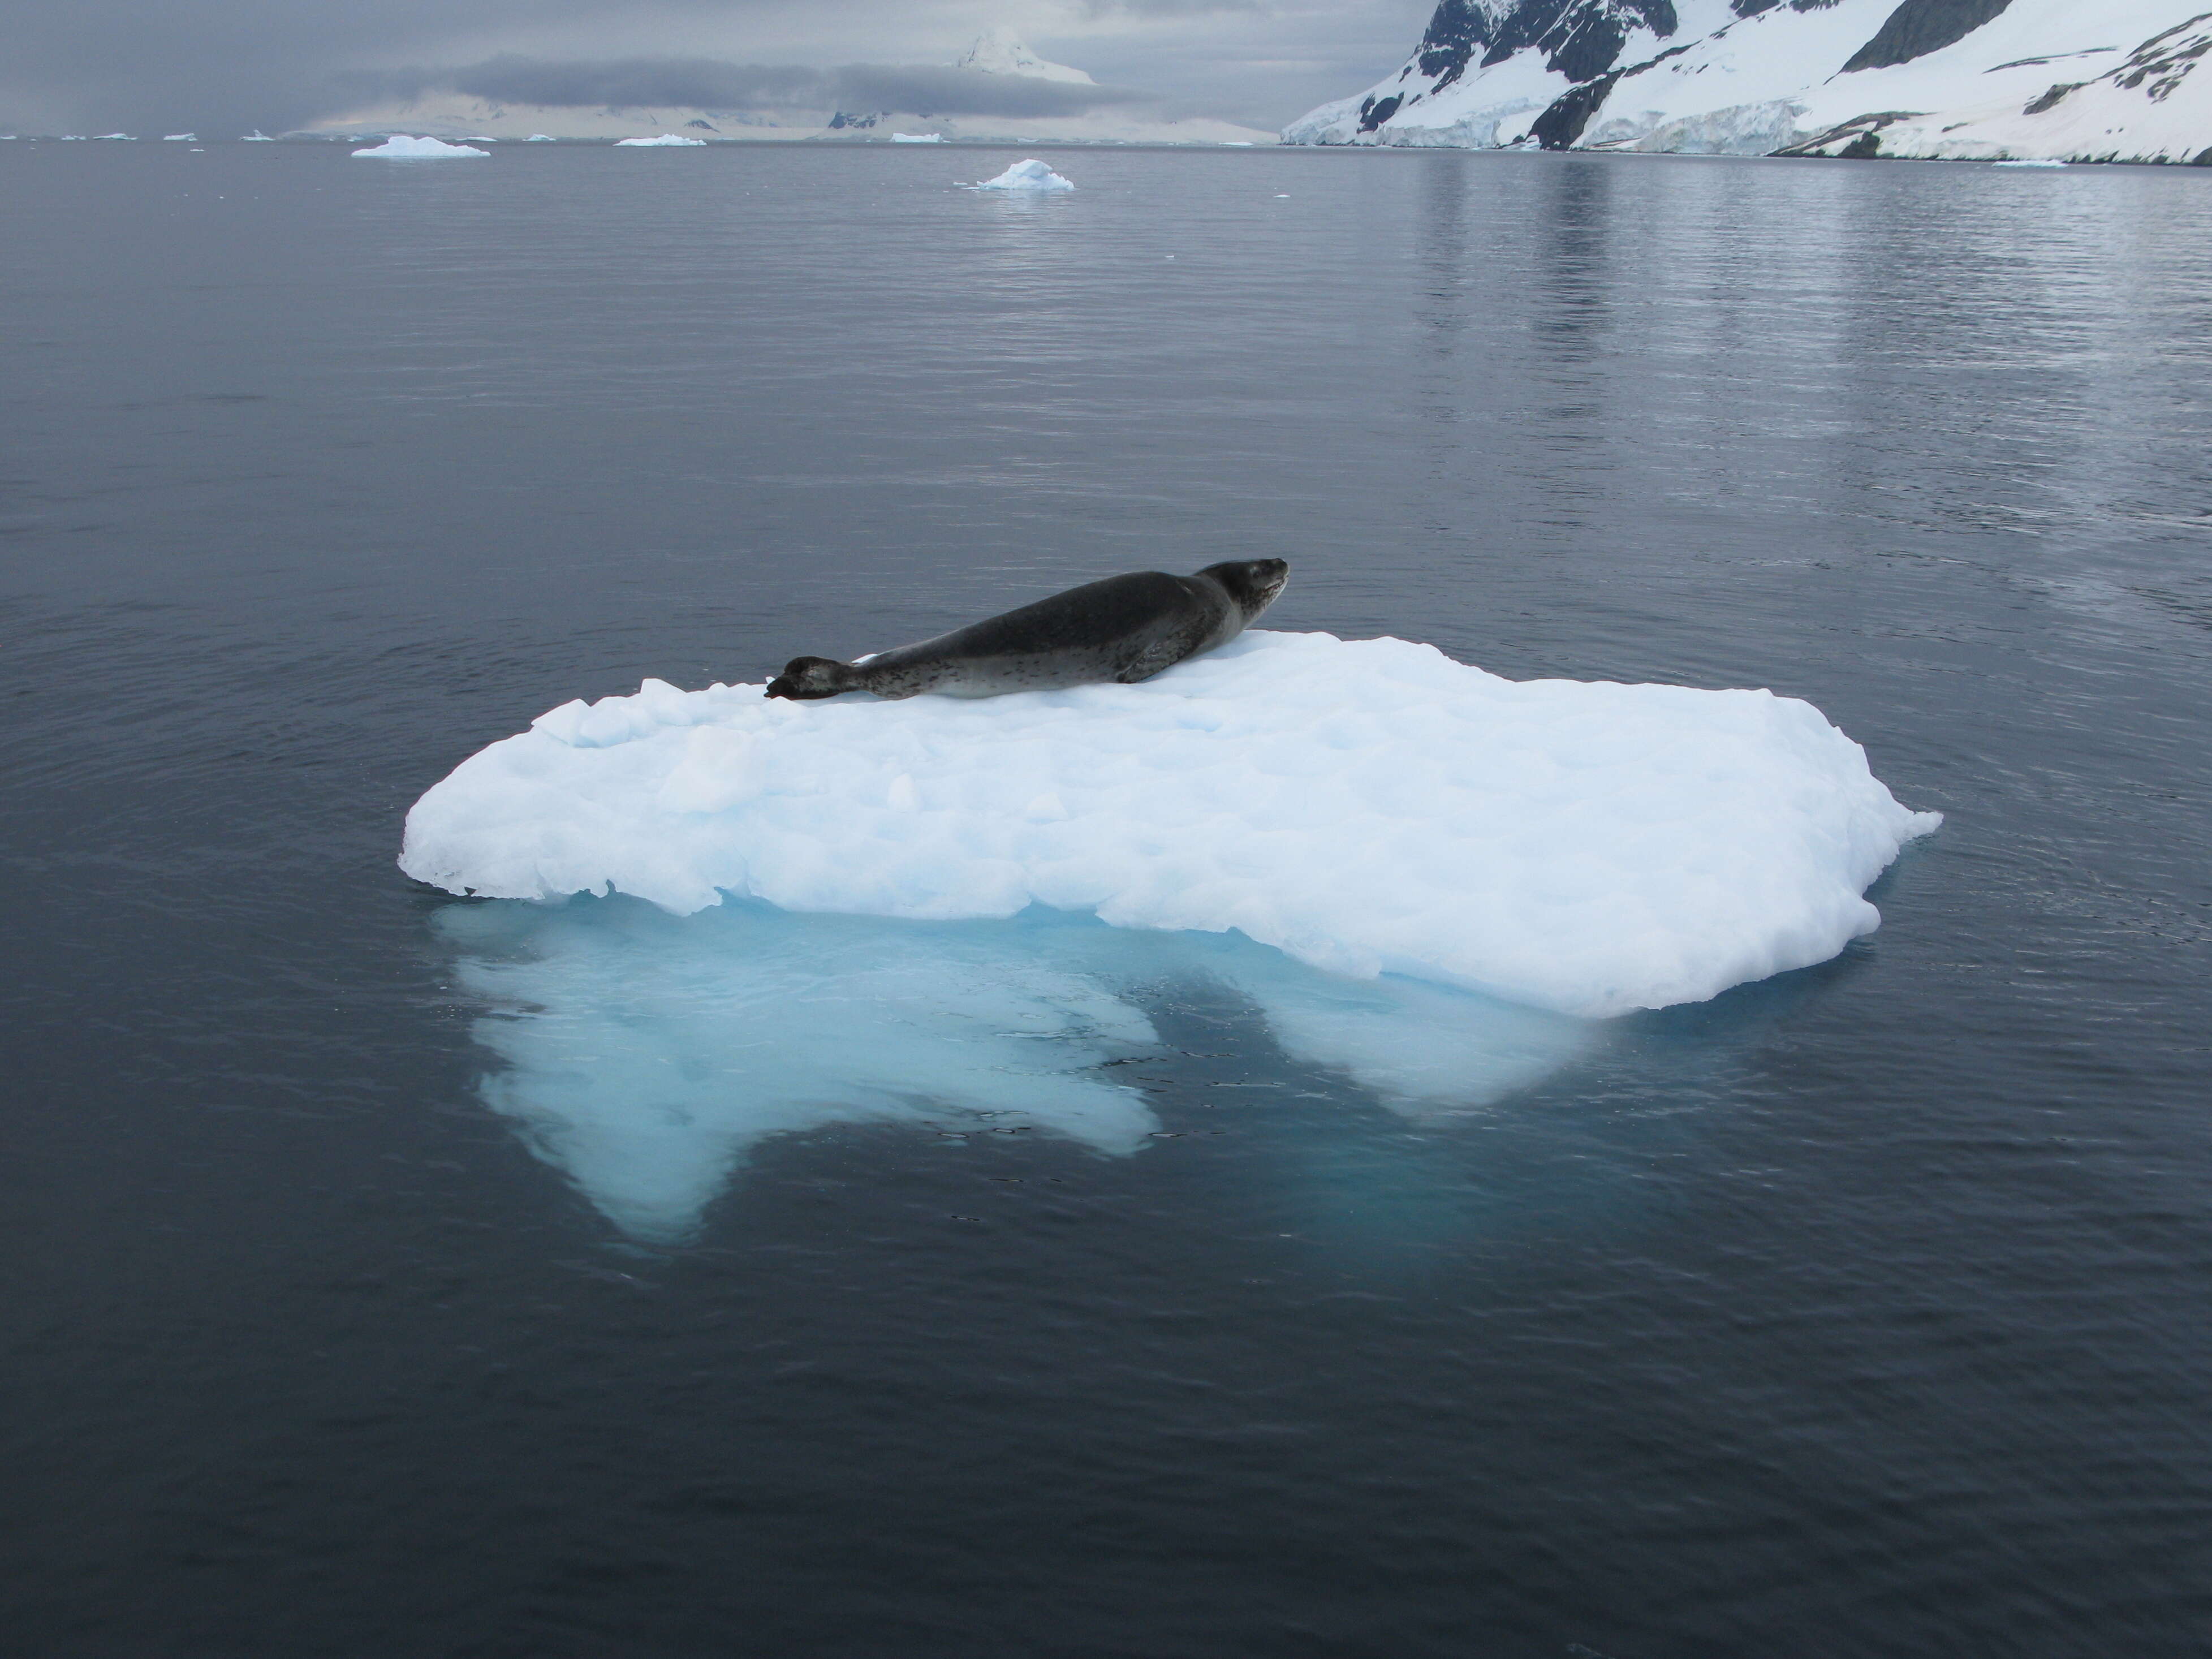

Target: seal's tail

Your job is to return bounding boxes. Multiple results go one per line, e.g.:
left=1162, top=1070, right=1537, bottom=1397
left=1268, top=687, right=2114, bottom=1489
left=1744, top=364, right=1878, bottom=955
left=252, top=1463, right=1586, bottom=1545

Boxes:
left=765, top=656, right=850, bottom=700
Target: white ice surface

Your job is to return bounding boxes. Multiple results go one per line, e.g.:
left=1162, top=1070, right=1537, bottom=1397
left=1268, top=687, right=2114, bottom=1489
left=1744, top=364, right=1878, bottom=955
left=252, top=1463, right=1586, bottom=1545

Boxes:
left=892, top=132, right=945, bottom=143
left=615, top=133, right=707, bottom=146
left=441, top=897, right=1591, bottom=1240
left=972, top=158, right=1075, bottom=191
left=402, top=631, right=1938, bottom=1021
left=352, top=134, right=488, bottom=158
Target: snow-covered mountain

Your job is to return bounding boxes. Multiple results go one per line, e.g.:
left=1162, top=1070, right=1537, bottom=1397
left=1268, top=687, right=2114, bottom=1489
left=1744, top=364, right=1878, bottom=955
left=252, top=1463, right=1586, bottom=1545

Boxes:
left=296, top=32, right=1272, bottom=146
left=954, top=27, right=1097, bottom=85
left=1284, top=0, right=2212, bottom=162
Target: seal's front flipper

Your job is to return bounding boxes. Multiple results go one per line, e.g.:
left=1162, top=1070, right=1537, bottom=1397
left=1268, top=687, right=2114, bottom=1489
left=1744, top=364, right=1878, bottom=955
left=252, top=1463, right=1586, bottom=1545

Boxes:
left=766, top=657, right=851, bottom=700
left=1115, top=630, right=1200, bottom=684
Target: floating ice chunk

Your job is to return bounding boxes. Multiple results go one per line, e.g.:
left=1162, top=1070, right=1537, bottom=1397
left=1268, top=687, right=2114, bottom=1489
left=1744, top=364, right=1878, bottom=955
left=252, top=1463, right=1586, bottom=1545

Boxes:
left=892, top=132, right=944, bottom=143
left=240, top=130, right=274, bottom=141
left=402, top=632, right=1941, bottom=1020
left=527, top=134, right=555, bottom=142
left=163, top=133, right=195, bottom=141
left=352, top=135, right=488, bottom=159
left=615, top=133, right=707, bottom=146
left=971, top=158, right=1074, bottom=192
left=93, top=132, right=137, bottom=140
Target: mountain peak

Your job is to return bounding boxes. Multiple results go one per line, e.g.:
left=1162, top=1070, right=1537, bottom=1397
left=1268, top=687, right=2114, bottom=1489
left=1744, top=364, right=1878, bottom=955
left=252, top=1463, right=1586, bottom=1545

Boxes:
left=955, top=27, right=1097, bottom=85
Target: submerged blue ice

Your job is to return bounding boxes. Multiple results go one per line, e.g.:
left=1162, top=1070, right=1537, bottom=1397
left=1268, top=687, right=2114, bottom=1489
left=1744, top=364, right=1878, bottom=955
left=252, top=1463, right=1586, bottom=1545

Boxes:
left=438, top=898, right=1590, bottom=1241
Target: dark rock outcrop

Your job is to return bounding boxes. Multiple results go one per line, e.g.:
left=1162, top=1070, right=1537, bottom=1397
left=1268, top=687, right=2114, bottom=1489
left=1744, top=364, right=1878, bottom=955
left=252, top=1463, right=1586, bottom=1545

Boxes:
left=1843, top=0, right=2015, bottom=74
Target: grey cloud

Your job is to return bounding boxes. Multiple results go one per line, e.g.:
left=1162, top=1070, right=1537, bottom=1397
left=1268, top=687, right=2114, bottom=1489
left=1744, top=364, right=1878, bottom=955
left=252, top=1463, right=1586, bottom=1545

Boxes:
left=0, top=0, right=777, bottom=132
left=329, top=55, right=1146, bottom=120
left=0, top=0, right=1412, bottom=135
left=826, top=65, right=1142, bottom=117
left=1078, top=0, right=1270, bottom=16
left=447, top=55, right=825, bottom=111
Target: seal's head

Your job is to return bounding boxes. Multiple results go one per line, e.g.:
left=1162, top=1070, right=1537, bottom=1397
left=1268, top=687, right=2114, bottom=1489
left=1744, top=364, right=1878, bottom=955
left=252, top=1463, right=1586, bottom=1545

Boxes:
left=765, top=656, right=851, bottom=700
left=1197, top=558, right=1290, bottom=623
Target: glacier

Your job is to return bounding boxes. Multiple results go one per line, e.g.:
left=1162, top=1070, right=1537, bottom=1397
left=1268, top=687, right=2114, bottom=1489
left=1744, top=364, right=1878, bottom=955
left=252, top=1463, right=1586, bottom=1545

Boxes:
left=1284, top=0, right=2212, bottom=165
left=399, top=630, right=1938, bottom=1023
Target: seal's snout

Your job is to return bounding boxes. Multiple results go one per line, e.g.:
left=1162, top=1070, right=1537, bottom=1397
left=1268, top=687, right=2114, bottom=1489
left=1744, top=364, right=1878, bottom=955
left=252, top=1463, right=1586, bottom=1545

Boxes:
left=765, top=656, right=849, bottom=700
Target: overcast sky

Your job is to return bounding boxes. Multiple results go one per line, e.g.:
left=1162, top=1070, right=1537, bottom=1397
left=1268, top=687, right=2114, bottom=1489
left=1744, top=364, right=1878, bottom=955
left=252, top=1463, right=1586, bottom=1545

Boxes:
left=0, top=0, right=1435, bottom=136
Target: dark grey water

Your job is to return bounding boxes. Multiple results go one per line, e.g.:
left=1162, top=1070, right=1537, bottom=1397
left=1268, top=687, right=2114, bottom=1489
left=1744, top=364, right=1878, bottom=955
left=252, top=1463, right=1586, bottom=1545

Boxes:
left=5, top=140, right=2210, bottom=1656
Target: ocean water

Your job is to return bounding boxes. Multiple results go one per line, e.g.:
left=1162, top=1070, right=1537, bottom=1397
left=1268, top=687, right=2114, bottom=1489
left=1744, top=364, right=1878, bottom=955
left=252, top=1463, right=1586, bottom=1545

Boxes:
left=3, top=140, right=2209, bottom=1656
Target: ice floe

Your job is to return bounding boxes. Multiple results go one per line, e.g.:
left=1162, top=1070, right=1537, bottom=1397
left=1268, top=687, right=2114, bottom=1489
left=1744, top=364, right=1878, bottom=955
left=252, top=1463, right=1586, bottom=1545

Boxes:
left=892, top=132, right=944, bottom=144
left=402, top=631, right=1938, bottom=1022
left=971, top=158, right=1074, bottom=192
left=351, top=135, right=488, bottom=159
left=615, top=133, right=707, bottom=146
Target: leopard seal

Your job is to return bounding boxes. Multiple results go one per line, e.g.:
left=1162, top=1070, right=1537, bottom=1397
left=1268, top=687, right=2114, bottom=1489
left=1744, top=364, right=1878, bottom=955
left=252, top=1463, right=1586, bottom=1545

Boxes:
left=765, top=559, right=1288, bottom=701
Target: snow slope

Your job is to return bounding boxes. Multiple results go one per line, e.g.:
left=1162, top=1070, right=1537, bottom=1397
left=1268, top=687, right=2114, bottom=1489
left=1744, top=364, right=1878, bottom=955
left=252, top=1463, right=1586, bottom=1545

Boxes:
left=399, top=631, right=1938, bottom=1022
left=1285, top=0, right=2212, bottom=162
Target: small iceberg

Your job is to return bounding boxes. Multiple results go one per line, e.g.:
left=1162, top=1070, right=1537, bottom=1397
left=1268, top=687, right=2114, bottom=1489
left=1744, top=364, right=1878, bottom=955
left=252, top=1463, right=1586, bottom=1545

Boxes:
left=240, top=130, right=274, bottom=141
left=893, top=132, right=945, bottom=144
left=527, top=134, right=555, bottom=143
left=615, top=133, right=706, bottom=147
left=93, top=132, right=137, bottom=141
left=972, top=158, right=1074, bottom=192
left=400, top=631, right=1939, bottom=1022
left=352, top=135, right=489, bottom=160
left=163, top=133, right=195, bottom=142
left=1993, top=158, right=2066, bottom=168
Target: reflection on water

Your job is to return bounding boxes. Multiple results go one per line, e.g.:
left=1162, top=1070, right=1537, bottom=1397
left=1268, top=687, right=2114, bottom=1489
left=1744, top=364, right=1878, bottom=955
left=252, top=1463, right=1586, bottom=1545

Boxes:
left=436, top=897, right=1590, bottom=1240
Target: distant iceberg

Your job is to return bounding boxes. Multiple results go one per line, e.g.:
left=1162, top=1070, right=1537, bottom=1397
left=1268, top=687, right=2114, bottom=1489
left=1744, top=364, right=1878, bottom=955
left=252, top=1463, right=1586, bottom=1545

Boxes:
left=93, top=132, right=136, bottom=141
left=527, top=134, right=555, bottom=142
left=240, top=130, right=274, bottom=141
left=892, top=132, right=944, bottom=144
left=351, top=134, right=488, bottom=159
left=162, top=133, right=195, bottom=141
left=400, top=631, right=1938, bottom=1021
left=614, top=133, right=706, bottom=147
left=972, top=158, right=1074, bottom=192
